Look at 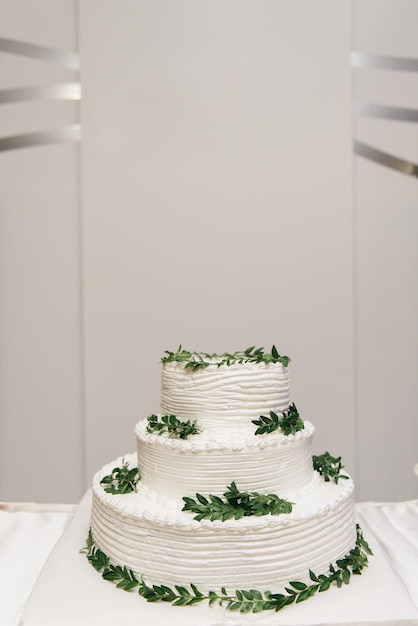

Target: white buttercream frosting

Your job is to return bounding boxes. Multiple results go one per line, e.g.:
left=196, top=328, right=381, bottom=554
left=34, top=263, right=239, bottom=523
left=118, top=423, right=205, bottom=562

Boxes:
left=160, top=360, right=290, bottom=430
left=89, top=356, right=358, bottom=598
left=135, top=419, right=316, bottom=500
left=91, top=454, right=356, bottom=593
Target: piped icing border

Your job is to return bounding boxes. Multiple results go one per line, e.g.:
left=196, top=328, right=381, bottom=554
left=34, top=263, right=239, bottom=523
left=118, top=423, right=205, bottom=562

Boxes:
left=135, top=420, right=315, bottom=501
left=135, top=419, right=315, bottom=451
left=82, top=524, right=372, bottom=615
left=91, top=453, right=358, bottom=594
left=92, top=454, right=354, bottom=531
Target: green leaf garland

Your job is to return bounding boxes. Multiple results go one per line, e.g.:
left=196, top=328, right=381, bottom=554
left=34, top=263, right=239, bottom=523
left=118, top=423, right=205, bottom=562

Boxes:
left=82, top=525, right=373, bottom=614
left=162, top=345, right=290, bottom=370
left=182, top=482, right=293, bottom=522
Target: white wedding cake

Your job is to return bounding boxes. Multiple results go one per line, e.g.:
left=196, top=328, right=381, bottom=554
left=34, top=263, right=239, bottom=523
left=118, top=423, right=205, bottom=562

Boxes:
left=86, top=347, right=371, bottom=615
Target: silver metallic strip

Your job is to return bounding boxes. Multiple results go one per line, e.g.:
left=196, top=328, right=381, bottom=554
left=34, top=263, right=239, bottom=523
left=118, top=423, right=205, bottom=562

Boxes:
left=0, top=37, right=79, bottom=70
left=0, top=83, right=81, bottom=104
left=354, top=102, right=418, bottom=123
left=351, top=51, right=418, bottom=72
left=354, top=141, right=418, bottom=178
left=0, top=125, right=81, bottom=152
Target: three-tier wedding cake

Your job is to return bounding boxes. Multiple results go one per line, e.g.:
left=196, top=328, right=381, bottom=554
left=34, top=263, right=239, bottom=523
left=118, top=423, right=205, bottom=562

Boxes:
left=85, top=346, right=371, bottom=615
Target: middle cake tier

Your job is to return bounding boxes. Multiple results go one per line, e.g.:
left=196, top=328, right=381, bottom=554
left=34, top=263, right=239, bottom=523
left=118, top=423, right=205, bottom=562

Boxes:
left=135, top=418, right=315, bottom=501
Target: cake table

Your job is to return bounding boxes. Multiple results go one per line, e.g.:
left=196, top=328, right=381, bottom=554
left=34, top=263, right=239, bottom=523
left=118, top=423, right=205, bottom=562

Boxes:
left=17, top=492, right=418, bottom=626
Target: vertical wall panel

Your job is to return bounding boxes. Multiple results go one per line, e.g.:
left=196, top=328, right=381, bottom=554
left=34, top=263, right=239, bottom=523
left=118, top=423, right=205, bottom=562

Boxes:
left=353, top=0, right=418, bottom=500
left=0, top=0, right=84, bottom=502
left=79, top=1, right=355, bottom=485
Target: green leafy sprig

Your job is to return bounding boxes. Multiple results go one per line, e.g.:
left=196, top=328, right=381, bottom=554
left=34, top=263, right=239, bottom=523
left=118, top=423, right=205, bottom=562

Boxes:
left=100, top=460, right=140, bottom=494
left=162, top=345, right=290, bottom=370
left=181, top=482, right=293, bottom=522
left=146, top=414, right=201, bottom=439
left=252, top=403, right=304, bottom=436
left=313, top=452, right=350, bottom=484
left=82, top=525, right=372, bottom=614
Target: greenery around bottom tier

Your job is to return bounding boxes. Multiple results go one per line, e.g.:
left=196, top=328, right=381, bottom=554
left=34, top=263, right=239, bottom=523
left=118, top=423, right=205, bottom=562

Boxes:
left=81, top=524, right=372, bottom=614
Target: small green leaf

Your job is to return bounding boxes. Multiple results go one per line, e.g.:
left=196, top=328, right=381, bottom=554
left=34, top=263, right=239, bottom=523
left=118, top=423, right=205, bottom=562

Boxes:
left=196, top=493, right=209, bottom=505
left=186, top=596, right=204, bottom=605
left=289, top=581, right=307, bottom=591
left=175, top=585, right=189, bottom=597
left=319, top=579, right=331, bottom=592
left=309, top=569, right=319, bottom=582
left=117, top=579, right=138, bottom=591
left=240, top=602, right=253, bottom=614
left=190, top=583, right=203, bottom=597
left=239, top=589, right=253, bottom=601
left=296, top=588, right=312, bottom=603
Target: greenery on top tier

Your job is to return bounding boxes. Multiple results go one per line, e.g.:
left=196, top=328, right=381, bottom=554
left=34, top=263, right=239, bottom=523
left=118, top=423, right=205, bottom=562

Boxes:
left=82, top=525, right=373, bottom=614
left=162, top=345, right=290, bottom=370
left=182, top=481, right=293, bottom=521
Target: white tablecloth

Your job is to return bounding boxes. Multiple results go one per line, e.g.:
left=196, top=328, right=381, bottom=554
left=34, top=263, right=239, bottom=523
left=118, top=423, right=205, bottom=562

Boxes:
left=0, top=502, right=76, bottom=626
left=2, top=495, right=418, bottom=626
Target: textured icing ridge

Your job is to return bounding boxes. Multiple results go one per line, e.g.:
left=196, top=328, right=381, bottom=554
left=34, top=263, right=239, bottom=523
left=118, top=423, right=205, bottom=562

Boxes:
left=83, top=524, right=372, bottom=613
left=135, top=420, right=316, bottom=500
left=91, top=455, right=356, bottom=592
left=160, top=360, right=290, bottom=429
left=88, top=353, right=361, bottom=607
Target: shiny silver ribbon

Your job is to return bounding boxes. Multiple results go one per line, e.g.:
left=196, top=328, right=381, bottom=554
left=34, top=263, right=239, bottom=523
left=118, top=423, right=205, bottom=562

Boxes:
left=0, top=38, right=81, bottom=150
left=354, top=102, right=418, bottom=123
left=0, top=37, right=79, bottom=70
left=352, top=52, right=418, bottom=72
left=0, top=83, right=81, bottom=104
left=352, top=52, right=418, bottom=177
left=354, top=141, right=418, bottom=178
left=0, top=125, right=81, bottom=152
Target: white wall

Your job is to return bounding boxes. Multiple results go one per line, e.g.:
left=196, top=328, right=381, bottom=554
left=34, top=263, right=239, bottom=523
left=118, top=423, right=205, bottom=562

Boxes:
left=79, top=0, right=355, bottom=486
left=0, top=0, right=416, bottom=503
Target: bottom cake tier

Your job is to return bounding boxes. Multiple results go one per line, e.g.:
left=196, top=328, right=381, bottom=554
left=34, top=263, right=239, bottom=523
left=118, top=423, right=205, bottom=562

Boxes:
left=90, top=453, right=357, bottom=593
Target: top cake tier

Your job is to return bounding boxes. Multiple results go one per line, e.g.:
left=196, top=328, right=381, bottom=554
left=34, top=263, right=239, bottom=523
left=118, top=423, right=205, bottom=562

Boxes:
left=160, top=359, right=290, bottom=431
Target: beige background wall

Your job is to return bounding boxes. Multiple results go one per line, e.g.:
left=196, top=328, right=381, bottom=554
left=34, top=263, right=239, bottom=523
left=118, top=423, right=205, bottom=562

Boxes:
left=0, top=0, right=416, bottom=503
